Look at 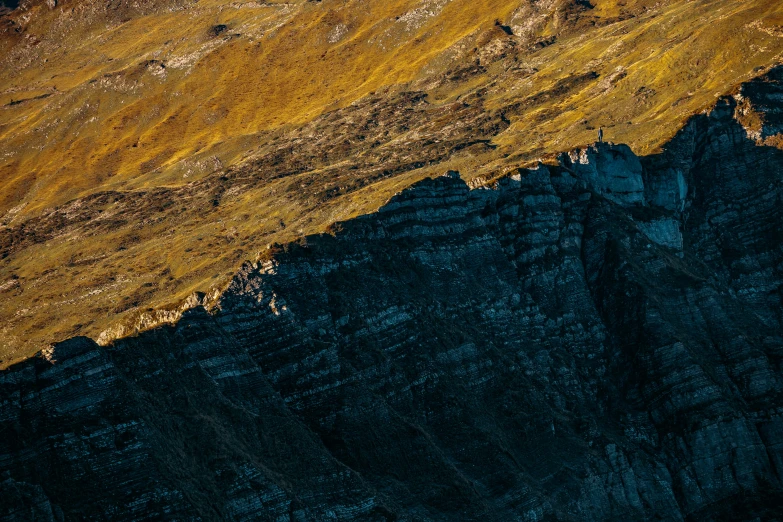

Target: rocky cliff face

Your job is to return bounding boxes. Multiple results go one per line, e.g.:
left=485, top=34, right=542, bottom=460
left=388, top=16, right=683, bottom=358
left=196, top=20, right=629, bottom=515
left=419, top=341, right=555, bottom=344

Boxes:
left=2, top=73, right=783, bottom=520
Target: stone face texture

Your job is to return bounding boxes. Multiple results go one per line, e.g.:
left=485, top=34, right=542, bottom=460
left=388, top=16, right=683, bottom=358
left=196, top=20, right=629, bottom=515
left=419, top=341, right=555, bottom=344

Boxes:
left=560, top=143, right=645, bottom=206
left=738, top=65, right=783, bottom=141
left=2, top=84, right=783, bottom=519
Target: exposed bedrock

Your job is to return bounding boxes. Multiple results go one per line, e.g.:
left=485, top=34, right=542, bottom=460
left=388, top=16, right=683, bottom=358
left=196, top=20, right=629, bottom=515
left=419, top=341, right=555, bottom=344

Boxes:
left=2, top=81, right=783, bottom=519
left=559, top=142, right=645, bottom=207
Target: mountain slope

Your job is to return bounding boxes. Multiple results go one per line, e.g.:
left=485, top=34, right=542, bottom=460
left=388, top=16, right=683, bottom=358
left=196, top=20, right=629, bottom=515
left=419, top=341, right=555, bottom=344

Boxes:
left=2, top=79, right=783, bottom=519
left=2, top=0, right=783, bottom=365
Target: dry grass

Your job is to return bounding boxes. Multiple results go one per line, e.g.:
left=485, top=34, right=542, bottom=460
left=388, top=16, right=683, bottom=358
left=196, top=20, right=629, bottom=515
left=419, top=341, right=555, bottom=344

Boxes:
left=1, top=0, right=783, bottom=367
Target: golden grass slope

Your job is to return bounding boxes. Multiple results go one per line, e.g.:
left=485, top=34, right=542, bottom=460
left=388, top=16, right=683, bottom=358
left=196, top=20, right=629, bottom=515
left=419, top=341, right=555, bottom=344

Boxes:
left=1, top=0, right=782, bottom=367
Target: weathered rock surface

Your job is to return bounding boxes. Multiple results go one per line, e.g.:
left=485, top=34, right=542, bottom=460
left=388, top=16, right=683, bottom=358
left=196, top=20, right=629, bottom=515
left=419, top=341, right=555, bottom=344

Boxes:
left=559, top=143, right=645, bottom=206
left=2, top=74, right=783, bottom=520
left=737, top=65, right=783, bottom=143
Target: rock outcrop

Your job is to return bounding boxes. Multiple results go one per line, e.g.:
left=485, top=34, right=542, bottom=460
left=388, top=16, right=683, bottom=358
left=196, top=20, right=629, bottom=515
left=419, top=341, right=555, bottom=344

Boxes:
left=2, top=77, right=783, bottom=520
left=736, top=65, right=783, bottom=144
left=559, top=143, right=645, bottom=206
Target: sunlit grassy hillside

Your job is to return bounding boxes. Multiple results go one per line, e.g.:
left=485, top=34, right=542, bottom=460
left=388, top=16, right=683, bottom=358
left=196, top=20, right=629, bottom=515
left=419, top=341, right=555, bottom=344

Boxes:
left=1, top=0, right=783, bottom=367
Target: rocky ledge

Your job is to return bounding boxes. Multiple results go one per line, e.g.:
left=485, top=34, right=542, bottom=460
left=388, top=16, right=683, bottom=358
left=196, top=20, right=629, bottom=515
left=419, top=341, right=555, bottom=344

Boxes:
left=2, top=71, right=783, bottom=520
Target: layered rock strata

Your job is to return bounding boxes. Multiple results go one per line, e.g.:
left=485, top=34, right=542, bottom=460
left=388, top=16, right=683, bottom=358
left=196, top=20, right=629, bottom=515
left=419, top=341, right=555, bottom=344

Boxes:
left=2, top=90, right=783, bottom=519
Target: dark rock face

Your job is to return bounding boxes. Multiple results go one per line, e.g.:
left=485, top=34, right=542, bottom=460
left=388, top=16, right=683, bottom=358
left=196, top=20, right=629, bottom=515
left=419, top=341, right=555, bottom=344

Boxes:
left=2, top=80, right=783, bottom=519
left=737, top=66, right=783, bottom=142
